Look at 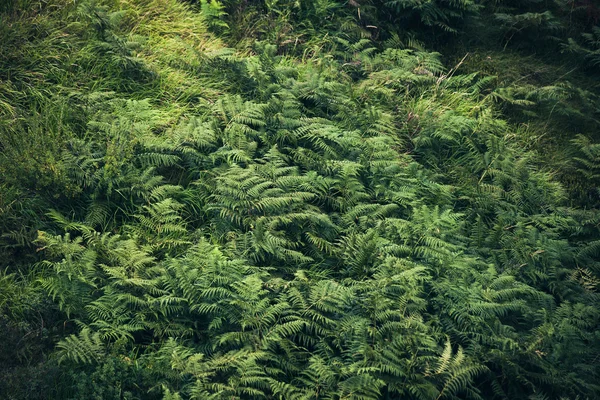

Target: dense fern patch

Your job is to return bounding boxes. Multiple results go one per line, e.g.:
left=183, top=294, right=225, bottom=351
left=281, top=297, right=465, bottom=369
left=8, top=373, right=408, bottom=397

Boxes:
left=1, top=0, right=599, bottom=399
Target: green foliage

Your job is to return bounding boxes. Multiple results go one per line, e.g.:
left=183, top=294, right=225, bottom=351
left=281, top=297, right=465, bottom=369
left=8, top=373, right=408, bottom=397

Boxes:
left=377, top=0, right=481, bottom=33
left=1, top=0, right=600, bottom=399
left=564, top=26, right=600, bottom=69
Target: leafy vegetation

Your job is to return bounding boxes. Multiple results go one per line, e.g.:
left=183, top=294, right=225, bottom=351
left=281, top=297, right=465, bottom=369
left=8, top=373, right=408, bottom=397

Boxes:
left=1, top=0, right=599, bottom=399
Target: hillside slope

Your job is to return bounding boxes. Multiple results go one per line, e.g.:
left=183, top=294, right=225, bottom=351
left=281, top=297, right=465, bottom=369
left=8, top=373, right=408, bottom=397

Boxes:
left=1, top=1, right=599, bottom=399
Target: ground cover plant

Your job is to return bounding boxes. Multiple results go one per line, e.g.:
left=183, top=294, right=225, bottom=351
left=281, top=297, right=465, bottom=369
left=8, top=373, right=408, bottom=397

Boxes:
left=1, top=0, right=599, bottom=399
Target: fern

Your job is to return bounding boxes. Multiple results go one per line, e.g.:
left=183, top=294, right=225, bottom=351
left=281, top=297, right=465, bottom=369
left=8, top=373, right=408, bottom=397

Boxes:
left=57, top=327, right=105, bottom=364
